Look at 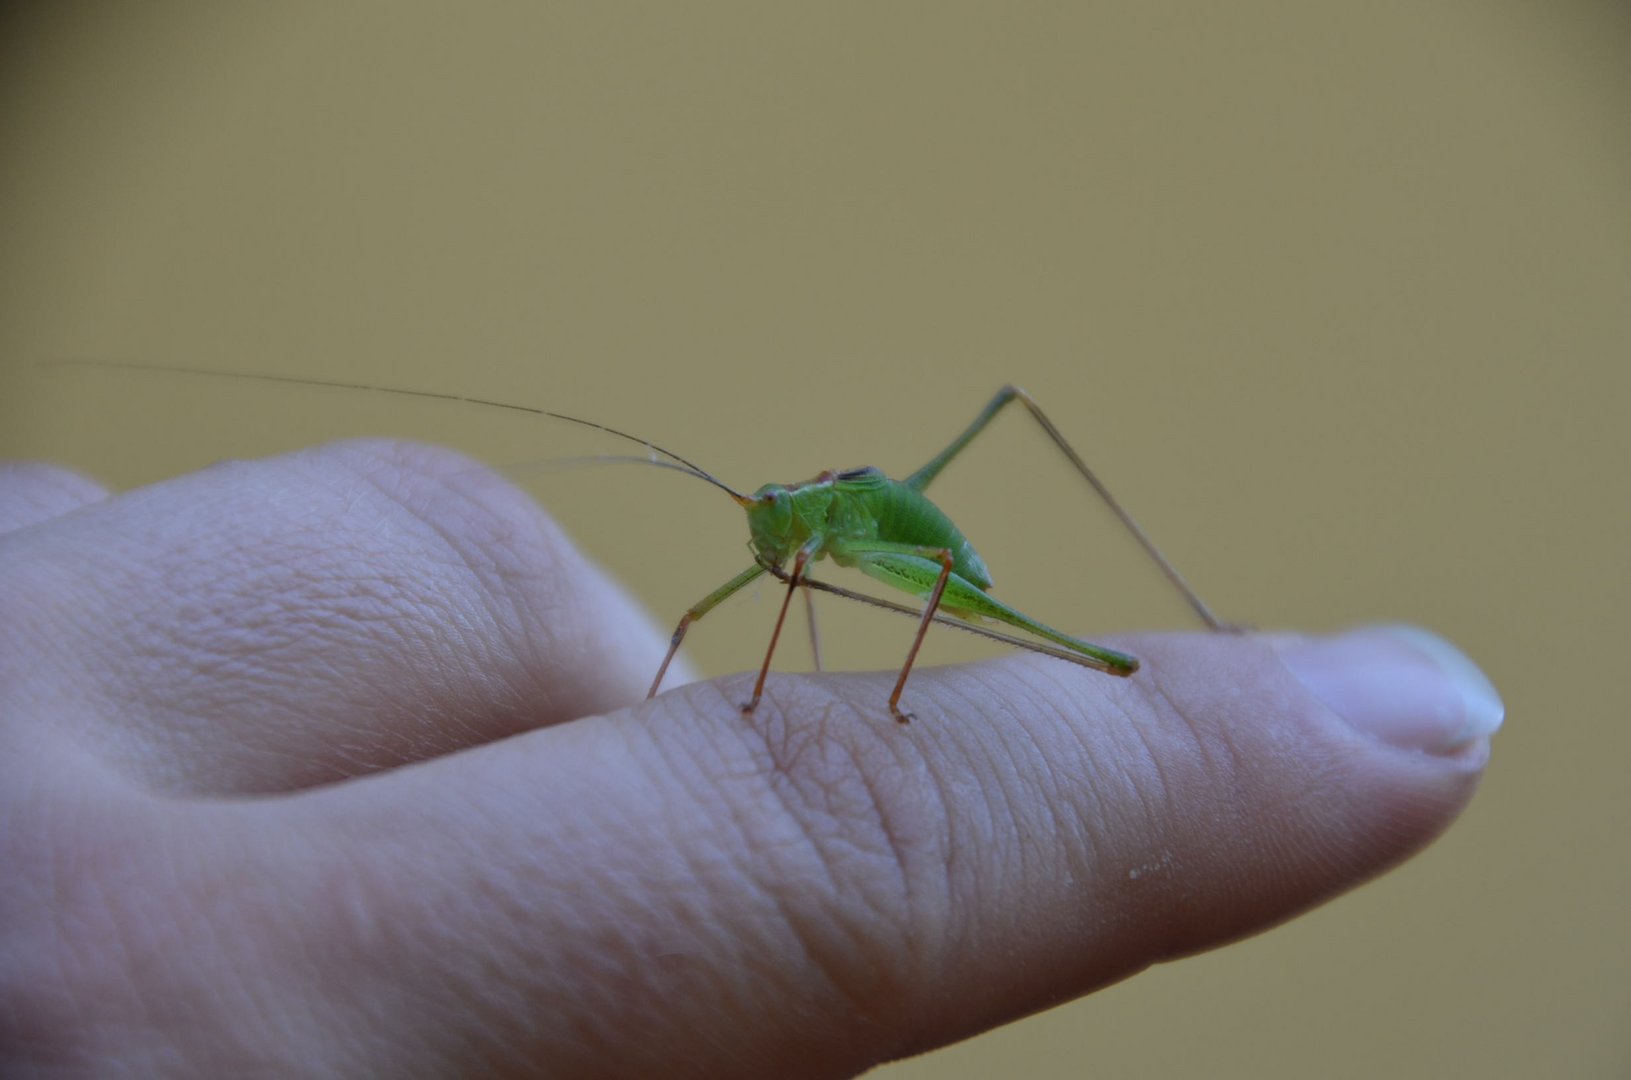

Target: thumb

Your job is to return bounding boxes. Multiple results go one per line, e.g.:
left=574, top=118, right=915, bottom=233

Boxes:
left=241, top=625, right=1500, bottom=1075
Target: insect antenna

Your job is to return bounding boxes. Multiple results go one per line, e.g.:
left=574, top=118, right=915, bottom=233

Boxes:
left=503, top=453, right=736, bottom=491
left=43, top=358, right=752, bottom=502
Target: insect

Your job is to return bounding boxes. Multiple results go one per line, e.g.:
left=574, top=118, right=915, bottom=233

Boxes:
left=52, top=362, right=1227, bottom=722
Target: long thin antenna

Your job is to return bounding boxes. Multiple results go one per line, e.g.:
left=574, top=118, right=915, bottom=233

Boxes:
left=503, top=453, right=726, bottom=488
left=44, top=358, right=751, bottom=502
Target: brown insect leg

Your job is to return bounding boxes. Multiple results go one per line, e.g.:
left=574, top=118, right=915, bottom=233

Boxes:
left=887, top=549, right=955, bottom=724
left=743, top=548, right=812, bottom=715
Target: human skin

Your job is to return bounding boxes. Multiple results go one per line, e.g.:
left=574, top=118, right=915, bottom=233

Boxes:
left=0, top=441, right=1501, bottom=1077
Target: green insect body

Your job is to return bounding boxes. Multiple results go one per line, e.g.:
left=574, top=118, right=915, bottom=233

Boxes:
left=753, top=464, right=1134, bottom=656
left=748, top=467, right=991, bottom=589
left=49, top=363, right=1226, bottom=724
left=648, top=386, right=1224, bottom=722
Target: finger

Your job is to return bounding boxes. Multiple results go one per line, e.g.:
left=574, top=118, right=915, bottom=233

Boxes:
left=81, top=626, right=1495, bottom=1075
left=0, top=440, right=686, bottom=794
left=0, top=462, right=108, bottom=534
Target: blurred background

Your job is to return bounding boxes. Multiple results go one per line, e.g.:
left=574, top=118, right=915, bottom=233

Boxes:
left=2, top=4, right=1626, bottom=1076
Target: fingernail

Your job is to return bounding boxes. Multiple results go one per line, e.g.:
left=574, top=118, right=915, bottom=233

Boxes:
left=1278, top=626, right=1504, bottom=753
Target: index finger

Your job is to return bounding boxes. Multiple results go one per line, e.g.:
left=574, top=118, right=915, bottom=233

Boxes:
left=49, top=628, right=1495, bottom=1076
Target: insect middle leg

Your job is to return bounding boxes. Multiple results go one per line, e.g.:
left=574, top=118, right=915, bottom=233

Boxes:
left=741, top=541, right=823, bottom=716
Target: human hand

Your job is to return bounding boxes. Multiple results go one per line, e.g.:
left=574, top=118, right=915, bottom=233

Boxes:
left=0, top=441, right=1502, bottom=1076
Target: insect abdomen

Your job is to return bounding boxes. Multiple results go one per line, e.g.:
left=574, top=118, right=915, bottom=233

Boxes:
left=861, top=478, right=993, bottom=589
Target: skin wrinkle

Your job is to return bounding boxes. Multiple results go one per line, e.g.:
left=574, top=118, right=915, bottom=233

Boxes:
left=1299, top=741, right=1469, bottom=893
left=171, top=862, right=290, bottom=1069
left=424, top=867, right=580, bottom=1069
left=382, top=449, right=559, bottom=636
left=220, top=447, right=580, bottom=779
left=315, top=819, right=475, bottom=1064
left=986, top=670, right=1080, bottom=860
left=402, top=736, right=693, bottom=1067
left=649, top=753, right=782, bottom=965
left=50, top=811, right=196, bottom=1066
left=708, top=689, right=910, bottom=1037
left=1110, top=668, right=1254, bottom=954
left=1122, top=659, right=1187, bottom=822
left=357, top=464, right=515, bottom=619
left=965, top=657, right=1207, bottom=968
left=1009, top=739, right=1080, bottom=899
left=843, top=740, right=958, bottom=1037
left=961, top=670, right=1115, bottom=958
left=331, top=458, right=531, bottom=707
left=290, top=450, right=472, bottom=623
left=988, top=660, right=1119, bottom=882
left=350, top=442, right=655, bottom=732
left=883, top=670, right=1170, bottom=1054
left=1107, top=674, right=1195, bottom=899
left=701, top=681, right=938, bottom=1047
left=917, top=681, right=1010, bottom=900
left=909, top=693, right=984, bottom=982
left=579, top=821, right=817, bottom=1066
left=655, top=659, right=1102, bottom=1050
left=114, top=492, right=360, bottom=694
left=847, top=719, right=941, bottom=963
left=276, top=814, right=477, bottom=1068
left=659, top=710, right=823, bottom=919
left=148, top=613, right=395, bottom=792
left=1168, top=676, right=1260, bottom=835
left=3, top=536, right=160, bottom=735
left=1139, top=653, right=1423, bottom=963
left=4, top=780, right=100, bottom=1068
left=191, top=824, right=403, bottom=1073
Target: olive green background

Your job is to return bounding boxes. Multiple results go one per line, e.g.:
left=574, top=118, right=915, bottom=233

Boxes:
left=2, top=5, right=1626, bottom=1076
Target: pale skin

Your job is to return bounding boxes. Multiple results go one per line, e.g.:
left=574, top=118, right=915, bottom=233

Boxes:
left=0, top=441, right=1498, bottom=1076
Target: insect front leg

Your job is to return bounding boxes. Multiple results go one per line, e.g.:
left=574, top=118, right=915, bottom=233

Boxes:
left=649, top=563, right=768, bottom=699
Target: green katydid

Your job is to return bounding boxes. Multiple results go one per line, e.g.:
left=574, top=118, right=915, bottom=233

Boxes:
left=49, top=363, right=1228, bottom=722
